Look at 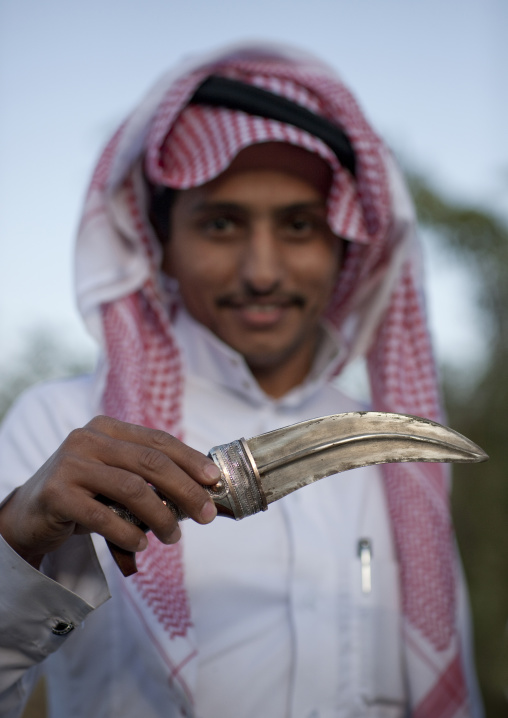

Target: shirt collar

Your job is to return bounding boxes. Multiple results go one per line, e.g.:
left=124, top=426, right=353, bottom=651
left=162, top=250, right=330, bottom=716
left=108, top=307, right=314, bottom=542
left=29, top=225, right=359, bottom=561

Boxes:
left=172, top=307, right=346, bottom=409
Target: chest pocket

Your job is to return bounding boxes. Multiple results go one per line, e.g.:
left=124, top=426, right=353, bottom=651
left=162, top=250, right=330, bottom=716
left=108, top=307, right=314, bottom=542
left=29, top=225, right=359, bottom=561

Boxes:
left=350, top=544, right=407, bottom=708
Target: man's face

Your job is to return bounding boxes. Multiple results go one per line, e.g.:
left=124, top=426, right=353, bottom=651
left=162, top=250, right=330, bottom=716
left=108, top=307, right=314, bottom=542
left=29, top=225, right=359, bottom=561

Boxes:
left=161, top=144, right=342, bottom=395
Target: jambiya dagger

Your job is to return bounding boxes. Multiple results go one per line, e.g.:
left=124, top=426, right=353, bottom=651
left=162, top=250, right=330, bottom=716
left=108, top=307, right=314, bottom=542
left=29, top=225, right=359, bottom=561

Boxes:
left=106, top=411, right=488, bottom=576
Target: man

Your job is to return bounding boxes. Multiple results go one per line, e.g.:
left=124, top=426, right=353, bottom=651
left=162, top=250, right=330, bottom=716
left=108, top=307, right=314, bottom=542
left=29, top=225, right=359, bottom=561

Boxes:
left=0, top=43, right=481, bottom=717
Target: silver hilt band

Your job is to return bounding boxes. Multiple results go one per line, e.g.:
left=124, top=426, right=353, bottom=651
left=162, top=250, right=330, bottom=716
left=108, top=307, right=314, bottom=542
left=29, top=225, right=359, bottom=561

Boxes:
left=207, top=438, right=267, bottom=519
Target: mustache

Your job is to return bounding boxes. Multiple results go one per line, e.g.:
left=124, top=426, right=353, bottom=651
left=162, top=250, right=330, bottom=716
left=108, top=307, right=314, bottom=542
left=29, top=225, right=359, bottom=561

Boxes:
left=216, top=288, right=306, bottom=309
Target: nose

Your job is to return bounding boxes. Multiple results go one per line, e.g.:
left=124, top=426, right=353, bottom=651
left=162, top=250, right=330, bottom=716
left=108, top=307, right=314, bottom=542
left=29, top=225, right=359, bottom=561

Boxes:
left=240, top=221, right=283, bottom=294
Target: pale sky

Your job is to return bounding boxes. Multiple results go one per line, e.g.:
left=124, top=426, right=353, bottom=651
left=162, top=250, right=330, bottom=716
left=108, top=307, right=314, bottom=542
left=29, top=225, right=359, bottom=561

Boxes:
left=1, top=0, right=506, bottom=377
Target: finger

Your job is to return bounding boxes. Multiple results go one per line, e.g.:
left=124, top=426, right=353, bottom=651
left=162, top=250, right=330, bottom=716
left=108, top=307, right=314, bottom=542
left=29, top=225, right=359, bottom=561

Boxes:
left=82, top=416, right=221, bottom=485
left=34, top=451, right=185, bottom=544
left=70, top=426, right=218, bottom=525
left=67, top=492, right=154, bottom=552
left=87, top=465, right=186, bottom=543
left=10, top=479, right=152, bottom=556
left=105, top=449, right=217, bottom=526
left=52, top=478, right=184, bottom=552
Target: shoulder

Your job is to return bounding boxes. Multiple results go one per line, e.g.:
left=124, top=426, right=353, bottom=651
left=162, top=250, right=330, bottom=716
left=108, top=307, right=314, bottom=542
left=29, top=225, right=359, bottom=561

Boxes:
left=3, top=374, right=97, bottom=431
left=0, top=375, right=98, bottom=493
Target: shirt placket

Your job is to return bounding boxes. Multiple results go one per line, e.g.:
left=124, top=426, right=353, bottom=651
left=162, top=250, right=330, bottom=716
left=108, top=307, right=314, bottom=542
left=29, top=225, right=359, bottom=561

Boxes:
left=281, top=490, right=342, bottom=718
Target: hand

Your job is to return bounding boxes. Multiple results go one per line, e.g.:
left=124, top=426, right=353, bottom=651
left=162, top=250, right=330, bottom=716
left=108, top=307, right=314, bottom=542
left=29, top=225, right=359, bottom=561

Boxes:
left=0, top=415, right=220, bottom=569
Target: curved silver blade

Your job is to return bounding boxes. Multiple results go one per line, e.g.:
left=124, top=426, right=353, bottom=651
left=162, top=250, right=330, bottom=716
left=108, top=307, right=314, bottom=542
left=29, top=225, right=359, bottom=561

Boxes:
left=245, top=411, right=488, bottom=504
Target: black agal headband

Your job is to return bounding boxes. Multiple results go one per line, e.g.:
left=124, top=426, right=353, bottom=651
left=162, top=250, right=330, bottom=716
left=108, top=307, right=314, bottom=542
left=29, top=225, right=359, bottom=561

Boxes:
left=190, top=75, right=356, bottom=177
left=149, top=74, right=357, bottom=240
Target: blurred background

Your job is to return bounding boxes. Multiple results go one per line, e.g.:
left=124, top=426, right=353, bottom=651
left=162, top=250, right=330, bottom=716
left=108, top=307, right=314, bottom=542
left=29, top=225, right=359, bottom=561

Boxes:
left=1, top=0, right=507, bottom=715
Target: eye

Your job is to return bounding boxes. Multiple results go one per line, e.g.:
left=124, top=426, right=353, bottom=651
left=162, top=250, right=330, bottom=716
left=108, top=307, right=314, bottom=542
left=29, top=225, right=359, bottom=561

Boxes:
left=282, top=213, right=324, bottom=241
left=204, top=216, right=236, bottom=233
left=198, top=212, right=248, bottom=241
left=290, top=217, right=314, bottom=232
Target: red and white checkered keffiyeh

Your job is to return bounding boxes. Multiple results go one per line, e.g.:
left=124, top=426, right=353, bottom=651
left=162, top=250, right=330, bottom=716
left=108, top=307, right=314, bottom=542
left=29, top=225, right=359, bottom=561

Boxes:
left=75, top=44, right=473, bottom=717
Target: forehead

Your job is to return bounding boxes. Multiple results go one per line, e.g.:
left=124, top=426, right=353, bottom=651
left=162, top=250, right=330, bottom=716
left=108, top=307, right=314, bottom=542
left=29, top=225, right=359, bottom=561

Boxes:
left=217, top=142, right=333, bottom=198
left=173, top=169, right=328, bottom=217
left=169, top=142, right=334, bottom=218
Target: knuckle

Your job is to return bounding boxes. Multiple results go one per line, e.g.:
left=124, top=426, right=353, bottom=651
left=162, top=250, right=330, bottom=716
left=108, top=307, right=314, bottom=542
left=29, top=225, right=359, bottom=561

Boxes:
left=149, top=429, right=172, bottom=451
left=84, top=503, right=110, bottom=531
left=179, top=444, right=202, bottom=469
left=37, top=452, right=81, bottom=504
left=87, top=415, right=113, bottom=431
left=63, top=426, right=99, bottom=452
left=176, top=444, right=212, bottom=480
left=119, top=473, right=147, bottom=503
left=138, top=448, right=167, bottom=475
left=176, top=478, right=209, bottom=511
left=63, top=427, right=86, bottom=447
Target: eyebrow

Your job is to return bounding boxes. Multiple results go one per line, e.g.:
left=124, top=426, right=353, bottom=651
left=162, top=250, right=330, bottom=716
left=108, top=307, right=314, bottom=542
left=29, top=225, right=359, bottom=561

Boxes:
left=189, top=200, right=327, bottom=215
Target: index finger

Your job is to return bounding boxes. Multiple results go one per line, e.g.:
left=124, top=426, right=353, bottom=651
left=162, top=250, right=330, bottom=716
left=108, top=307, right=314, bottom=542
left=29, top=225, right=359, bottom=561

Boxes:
left=84, top=415, right=221, bottom=485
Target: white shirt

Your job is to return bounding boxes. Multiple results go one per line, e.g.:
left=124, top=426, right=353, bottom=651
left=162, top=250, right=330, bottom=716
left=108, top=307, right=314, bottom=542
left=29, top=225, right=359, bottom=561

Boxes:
left=0, top=312, right=409, bottom=718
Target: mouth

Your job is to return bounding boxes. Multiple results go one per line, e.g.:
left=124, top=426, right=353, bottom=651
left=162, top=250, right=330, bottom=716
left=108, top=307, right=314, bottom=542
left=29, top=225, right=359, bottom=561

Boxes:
left=217, top=294, right=305, bottom=328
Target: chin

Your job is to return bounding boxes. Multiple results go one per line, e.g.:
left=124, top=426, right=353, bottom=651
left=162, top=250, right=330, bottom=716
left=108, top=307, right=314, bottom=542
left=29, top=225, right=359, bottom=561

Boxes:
left=242, top=344, right=302, bottom=372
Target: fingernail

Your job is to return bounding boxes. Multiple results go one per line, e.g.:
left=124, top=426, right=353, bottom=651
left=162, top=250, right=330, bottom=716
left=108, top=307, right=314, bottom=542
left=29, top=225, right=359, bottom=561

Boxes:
left=137, top=535, right=148, bottom=551
left=168, top=526, right=181, bottom=543
left=200, top=500, right=217, bottom=523
left=204, top=463, right=221, bottom=481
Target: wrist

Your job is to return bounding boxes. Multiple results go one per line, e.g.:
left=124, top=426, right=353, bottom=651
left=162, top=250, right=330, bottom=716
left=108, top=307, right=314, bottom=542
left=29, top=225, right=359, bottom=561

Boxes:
left=0, top=488, right=44, bottom=569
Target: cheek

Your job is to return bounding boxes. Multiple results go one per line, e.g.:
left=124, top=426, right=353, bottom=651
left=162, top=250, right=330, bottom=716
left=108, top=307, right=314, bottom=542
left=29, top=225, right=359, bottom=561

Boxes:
left=290, top=244, right=340, bottom=300
left=163, top=241, right=238, bottom=305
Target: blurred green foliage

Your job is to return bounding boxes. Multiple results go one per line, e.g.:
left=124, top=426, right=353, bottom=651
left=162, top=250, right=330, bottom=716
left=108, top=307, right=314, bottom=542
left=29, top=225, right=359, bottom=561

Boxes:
left=409, top=173, right=508, bottom=716
left=0, top=330, right=94, bottom=423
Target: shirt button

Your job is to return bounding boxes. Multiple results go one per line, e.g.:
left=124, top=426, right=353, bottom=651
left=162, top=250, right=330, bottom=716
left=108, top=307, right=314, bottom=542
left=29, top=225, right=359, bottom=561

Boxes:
left=308, top=711, right=319, bottom=718
left=51, top=620, right=75, bottom=636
